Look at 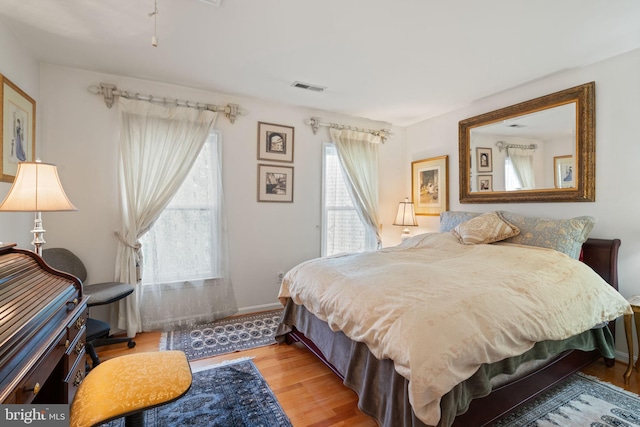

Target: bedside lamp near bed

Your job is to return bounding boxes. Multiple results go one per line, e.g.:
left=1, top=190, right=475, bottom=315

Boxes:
left=393, top=197, right=418, bottom=241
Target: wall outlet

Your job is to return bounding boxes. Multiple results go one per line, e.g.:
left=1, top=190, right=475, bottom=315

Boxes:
left=277, top=271, right=284, bottom=282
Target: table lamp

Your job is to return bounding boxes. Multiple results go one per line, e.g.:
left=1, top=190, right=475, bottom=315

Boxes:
left=393, top=197, right=418, bottom=240
left=0, top=161, right=77, bottom=256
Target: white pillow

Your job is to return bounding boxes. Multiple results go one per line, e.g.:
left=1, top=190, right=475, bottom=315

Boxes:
left=452, top=212, right=520, bottom=245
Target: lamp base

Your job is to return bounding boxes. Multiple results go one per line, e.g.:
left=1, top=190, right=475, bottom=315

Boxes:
left=30, top=211, right=45, bottom=257
left=400, top=227, right=411, bottom=241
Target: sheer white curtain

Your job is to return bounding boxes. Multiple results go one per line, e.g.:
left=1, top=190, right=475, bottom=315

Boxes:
left=113, top=98, right=219, bottom=336
left=138, top=133, right=237, bottom=331
left=507, top=147, right=536, bottom=190
left=329, top=128, right=381, bottom=249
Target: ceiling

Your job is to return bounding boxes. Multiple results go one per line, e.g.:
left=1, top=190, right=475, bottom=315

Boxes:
left=1, top=0, right=639, bottom=127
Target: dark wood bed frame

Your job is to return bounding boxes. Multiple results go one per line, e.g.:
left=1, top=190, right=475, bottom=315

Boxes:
left=284, top=237, right=621, bottom=426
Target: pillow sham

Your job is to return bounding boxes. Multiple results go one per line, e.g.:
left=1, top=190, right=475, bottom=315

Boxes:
left=439, top=211, right=482, bottom=232
left=451, top=212, right=520, bottom=245
left=499, top=211, right=596, bottom=259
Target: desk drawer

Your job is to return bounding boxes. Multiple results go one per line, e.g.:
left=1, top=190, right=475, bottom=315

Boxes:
left=65, top=348, right=86, bottom=403
left=16, top=329, right=67, bottom=404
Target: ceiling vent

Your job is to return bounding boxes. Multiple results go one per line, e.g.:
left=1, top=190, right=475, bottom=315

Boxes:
left=292, top=81, right=326, bottom=92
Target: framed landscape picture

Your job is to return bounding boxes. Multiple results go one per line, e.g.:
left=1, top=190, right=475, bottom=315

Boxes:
left=1, top=75, right=36, bottom=183
left=257, top=164, right=294, bottom=202
left=257, top=122, right=294, bottom=163
left=411, top=155, right=449, bottom=216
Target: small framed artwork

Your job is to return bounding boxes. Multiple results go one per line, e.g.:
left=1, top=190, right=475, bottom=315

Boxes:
left=554, top=155, right=574, bottom=188
left=1, top=75, right=36, bottom=183
left=477, top=175, right=493, bottom=192
left=411, top=155, right=449, bottom=216
left=258, top=164, right=294, bottom=202
left=476, top=147, right=492, bottom=173
left=257, top=122, right=294, bottom=163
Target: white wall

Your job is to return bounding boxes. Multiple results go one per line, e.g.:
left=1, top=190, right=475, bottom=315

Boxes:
left=37, top=64, right=405, bottom=318
left=405, top=48, right=640, bottom=358
left=0, top=19, right=41, bottom=248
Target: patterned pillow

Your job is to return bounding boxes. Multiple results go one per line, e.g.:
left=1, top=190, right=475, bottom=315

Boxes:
left=451, top=212, right=520, bottom=245
left=499, top=211, right=596, bottom=259
left=439, top=211, right=482, bottom=232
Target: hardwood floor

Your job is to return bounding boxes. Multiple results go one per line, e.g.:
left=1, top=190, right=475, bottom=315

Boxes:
left=96, top=328, right=639, bottom=427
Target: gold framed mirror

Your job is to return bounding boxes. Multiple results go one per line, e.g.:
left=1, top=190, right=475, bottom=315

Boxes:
left=458, top=82, right=595, bottom=203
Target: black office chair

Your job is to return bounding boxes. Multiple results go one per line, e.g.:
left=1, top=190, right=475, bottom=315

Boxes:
left=42, top=248, right=136, bottom=368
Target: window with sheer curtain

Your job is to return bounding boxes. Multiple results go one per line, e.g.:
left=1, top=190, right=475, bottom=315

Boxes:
left=322, top=143, right=376, bottom=256
left=140, top=133, right=221, bottom=284
left=137, top=131, right=236, bottom=331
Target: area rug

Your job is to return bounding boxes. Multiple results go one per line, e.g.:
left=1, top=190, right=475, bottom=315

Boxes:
left=491, top=372, right=640, bottom=426
left=160, top=309, right=283, bottom=361
left=102, top=357, right=292, bottom=427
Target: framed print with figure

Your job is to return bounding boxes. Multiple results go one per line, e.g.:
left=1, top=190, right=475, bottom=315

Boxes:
left=258, top=164, right=294, bottom=202
left=257, top=122, right=294, bottom=163
left=554, top=155, right=574, bottom=188
left=1, top=75, right=36, bottom=183
left=476, top=147, right=492, bottom=173
left=411, top=155, right=448, bottom=216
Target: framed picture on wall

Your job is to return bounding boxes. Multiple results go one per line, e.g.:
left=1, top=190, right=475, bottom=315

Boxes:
left=1, top=75, right=36, bottom=183
left=477, top=175, right=493, bottom=192
left=554, top=155, right=574, bottom=188
left=476, top=147, right=492, bottom=173
left=257, top=164, right=294, bottom=202
left=257, top=122, right=294, bottom=163
left=411, top=155, right=449, bottom=216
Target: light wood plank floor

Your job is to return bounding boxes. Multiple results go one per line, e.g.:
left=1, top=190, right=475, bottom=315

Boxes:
left=96, top=322, right=639, bottom=427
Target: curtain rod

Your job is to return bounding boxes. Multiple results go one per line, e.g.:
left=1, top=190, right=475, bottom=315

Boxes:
left=305, top=117, right=393, bottom=143
left=495, top=141, right=537, bottom=152
left=87, top=83, right=246, bottom=124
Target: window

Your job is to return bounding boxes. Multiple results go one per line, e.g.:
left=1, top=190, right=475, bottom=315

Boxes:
left=504, top=156, right=522, bottom=191
left=322, top=143, right=375, bottom=256
left=141, top=132, right=221, bottom=285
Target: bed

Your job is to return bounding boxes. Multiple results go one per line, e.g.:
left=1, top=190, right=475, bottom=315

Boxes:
left=275, top=211, right=632, bottom=427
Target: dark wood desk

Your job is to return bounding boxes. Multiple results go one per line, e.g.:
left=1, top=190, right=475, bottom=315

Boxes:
left=0, top=243, right=88, bottom=404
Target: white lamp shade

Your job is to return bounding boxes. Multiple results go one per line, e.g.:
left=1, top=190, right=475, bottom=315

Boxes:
left=0, top=162, right=77, bottom=212
left=393, top=198, right=418, bottom=226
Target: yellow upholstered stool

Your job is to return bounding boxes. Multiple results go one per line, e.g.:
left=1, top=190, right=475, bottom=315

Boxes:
left=70, top=350, right=192, bottom=427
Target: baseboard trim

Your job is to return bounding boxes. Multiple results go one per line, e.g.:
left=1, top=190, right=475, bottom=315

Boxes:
left=236, top=302, right=282, bottom=315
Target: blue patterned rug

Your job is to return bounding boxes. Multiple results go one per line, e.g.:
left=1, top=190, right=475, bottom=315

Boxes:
left=160, top=310, right=282, bottom=361
left=102, top=358, right=292, bottom=427
left=491, top=372, right=640, bottom=426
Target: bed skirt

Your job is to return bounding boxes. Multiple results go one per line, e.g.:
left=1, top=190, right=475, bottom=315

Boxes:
left=275, top=300, right=616, bottom=427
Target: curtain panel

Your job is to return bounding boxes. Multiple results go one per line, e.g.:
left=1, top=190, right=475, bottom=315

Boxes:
left=329, top=128, right=382, bottom=249
left=113, top=98, right=218, bottom=336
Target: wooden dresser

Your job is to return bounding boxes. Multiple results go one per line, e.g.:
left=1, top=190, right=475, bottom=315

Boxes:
left=0, top=243, right=88, bottom=404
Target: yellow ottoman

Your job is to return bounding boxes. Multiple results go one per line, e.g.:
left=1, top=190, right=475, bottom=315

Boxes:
left=70, top=350, right=192, bottom=427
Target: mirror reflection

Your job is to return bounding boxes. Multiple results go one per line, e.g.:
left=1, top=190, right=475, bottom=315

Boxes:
left=458, top=82, right=595, bottom=203
left=469, top=103, right=576, bottom=192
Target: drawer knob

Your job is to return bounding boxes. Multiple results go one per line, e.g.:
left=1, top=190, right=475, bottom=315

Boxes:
left=25, top=383, right=41, bottom=396
left=64, top=339, right=70, bottom=349
left=66, top=298, right=79, bottom=311
left=75, top=341, right=84, bottom=354
left=75, top=317, right=86, bottom=329
left=73, top=371, right=84, bottom=387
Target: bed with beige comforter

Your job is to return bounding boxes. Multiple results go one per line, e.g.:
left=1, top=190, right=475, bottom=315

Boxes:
left=278, top=232, right=631, bottom=426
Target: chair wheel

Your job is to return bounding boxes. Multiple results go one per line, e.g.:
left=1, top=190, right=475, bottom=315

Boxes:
left=128, top=341, right=136, bottom=348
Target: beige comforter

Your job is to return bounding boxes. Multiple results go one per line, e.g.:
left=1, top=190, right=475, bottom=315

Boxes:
left=278, top=232, right=632, bottom=426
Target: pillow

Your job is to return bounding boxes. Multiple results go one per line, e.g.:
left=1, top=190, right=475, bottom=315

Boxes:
left=451, top=212, right=520, bottom=245
left=499, top=211, right=596, bottom=259
left=439, top=211, right=482, bottom=232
